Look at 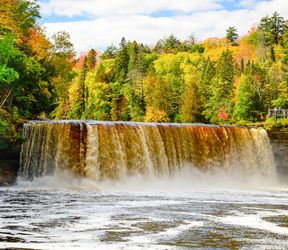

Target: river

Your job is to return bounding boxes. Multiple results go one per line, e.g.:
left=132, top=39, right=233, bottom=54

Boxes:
left=1, top=173, right=288, bottom=250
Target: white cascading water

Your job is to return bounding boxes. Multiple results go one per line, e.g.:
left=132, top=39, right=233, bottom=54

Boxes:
left=19, top=121, right=278, bottom=189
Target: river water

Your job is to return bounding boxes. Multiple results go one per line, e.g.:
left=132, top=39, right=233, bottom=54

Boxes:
left=1, top=171, right=288, bottom=250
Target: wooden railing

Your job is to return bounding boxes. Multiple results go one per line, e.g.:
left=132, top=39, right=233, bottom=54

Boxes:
left=267, top=108, right=288, bottom=118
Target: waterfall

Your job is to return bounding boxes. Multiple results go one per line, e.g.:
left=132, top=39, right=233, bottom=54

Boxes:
left=19, top=121, right=277, bottom=182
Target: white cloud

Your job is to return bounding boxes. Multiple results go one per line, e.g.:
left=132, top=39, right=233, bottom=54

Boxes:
left=40, top=0, right=222, bottom=18
left=255, top=0, right=288, bottom=14
left=41, top=0, right=288, bottom=53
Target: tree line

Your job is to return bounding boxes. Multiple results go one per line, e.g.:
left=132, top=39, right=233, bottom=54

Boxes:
left=63, top=12, right=288, bottom=125
left=1, top=2, right=288, bottom=146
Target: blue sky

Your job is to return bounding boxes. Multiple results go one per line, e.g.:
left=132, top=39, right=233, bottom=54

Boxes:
left=38, top=0, right=288, bottom=52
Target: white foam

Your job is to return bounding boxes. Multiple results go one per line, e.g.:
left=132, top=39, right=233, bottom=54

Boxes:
left=219, top=212, right=288, bottom=235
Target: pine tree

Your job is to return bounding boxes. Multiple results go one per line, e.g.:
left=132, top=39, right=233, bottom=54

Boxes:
left=100, top=44, right=118, bottom=59
left=203, top=50, right=236, bottom=122
left=79, top=57, right=88, bottom=116
left=226, top=26, right=239, bottom=46
left=69, top=57, right=88, bottom=119
left=113, top=37, right=129, bottom=83
left=86, top=49, right=97, bottom=71
left=163, top=34, right=181, bottom=53
left=258, top=12, right=286, bottom=45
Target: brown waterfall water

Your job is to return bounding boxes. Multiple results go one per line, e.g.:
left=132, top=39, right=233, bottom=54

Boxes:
left=19, top=121, right=276, bottom=183
left=2, top=121, right=288, bottom=250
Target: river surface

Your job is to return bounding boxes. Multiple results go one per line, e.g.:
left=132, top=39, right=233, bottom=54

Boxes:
left=0, top=172, right=288, bottom=250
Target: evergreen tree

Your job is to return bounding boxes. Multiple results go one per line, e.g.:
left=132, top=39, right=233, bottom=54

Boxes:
left=283, top=43, right=288, bottom=65
left=127, top=41, right=139, bottom=72
left=80, top=57, right=88, bottom=116
left=258, top=12, right=286, bottom=45
left=199, top=57, right=215, bottom=103
left=270, top=46, right=276, bottom=62
left=113, top=37, right=129, bottom=83
left=226, top=26, right=239, bottom=45
left=203, top=50, right=236, bottom=123
left=86, top=49, right=97, bottom=71
left=100, top=44, right=118, bottom=59
left=68, top=57, right=88, bottom=119
left=163, top=34, right=181, bottom=53
left=153, top=39, right=164, bottom=54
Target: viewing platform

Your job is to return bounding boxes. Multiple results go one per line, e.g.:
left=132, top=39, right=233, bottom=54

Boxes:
left=267, top=108, right=288, bottom=118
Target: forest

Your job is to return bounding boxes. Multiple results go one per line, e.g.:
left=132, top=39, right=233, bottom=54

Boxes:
left=1, top=0, right=288, bottom=147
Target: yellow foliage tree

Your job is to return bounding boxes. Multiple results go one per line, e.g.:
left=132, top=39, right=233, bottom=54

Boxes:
left=144, top=106, right=170, bottom=123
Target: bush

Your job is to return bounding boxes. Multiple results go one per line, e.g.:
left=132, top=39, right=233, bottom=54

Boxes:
left=264, top=117, right=288, bottom=131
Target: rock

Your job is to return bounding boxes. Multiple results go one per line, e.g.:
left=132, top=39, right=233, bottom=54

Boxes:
left=267, top=130, right=288, bottom=182
left=0, top=147, right=20, bottom=186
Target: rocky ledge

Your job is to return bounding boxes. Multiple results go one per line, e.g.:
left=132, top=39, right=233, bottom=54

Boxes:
left=267, top=130, right=288, bottom=182
left=0, top=147, right=20, bottom=186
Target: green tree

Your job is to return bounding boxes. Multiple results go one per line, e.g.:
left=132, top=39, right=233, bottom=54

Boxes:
left=95, top=60, right=115, bottom=83
left=51, top=31, right=74, bottom=56
left=199, top=57, right=215, bottom=106
left=271, top=80, right=288, bottom=108
left=68, top=57, right=88, bottom=119
left=179, top=53, right=203, bottom=122
left=268, top=61, right=285, bottom=100
left=113, top=37, right=129, bottom=83
left=203, top=50, right=236, bottom=123
left=258, top=12, right=286, bottom=45
left=226, top=26, right=239, bottom=45
left=153, top=53, right=186, bottom=120
left=86, top=49, right=97, bottom=71
left=50, top=31, right=76, bottom=118
left=126, top=41, right=147, bottom=119
left=153, top=34, right=181, bottom=54
left=100, top=44, right=118, bottom=59
left=163, top=34, right=181, bottom=53
left=0, top=34, right=20, bottom=85
left=234, top=74, right=261, bottom=121
left=85, top=73, right=112, bottom=120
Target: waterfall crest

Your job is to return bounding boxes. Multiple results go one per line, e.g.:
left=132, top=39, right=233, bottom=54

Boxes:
left=19, top=121, right=277, bottom=182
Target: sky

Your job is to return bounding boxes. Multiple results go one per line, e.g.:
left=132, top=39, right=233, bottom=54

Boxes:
left=39, top=0, right=288, bottom=53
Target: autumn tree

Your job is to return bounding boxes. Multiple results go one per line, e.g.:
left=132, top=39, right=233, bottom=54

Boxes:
left=179, top=53, right=203, bottom=122
left=0, top=0, right=19, bottom=36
